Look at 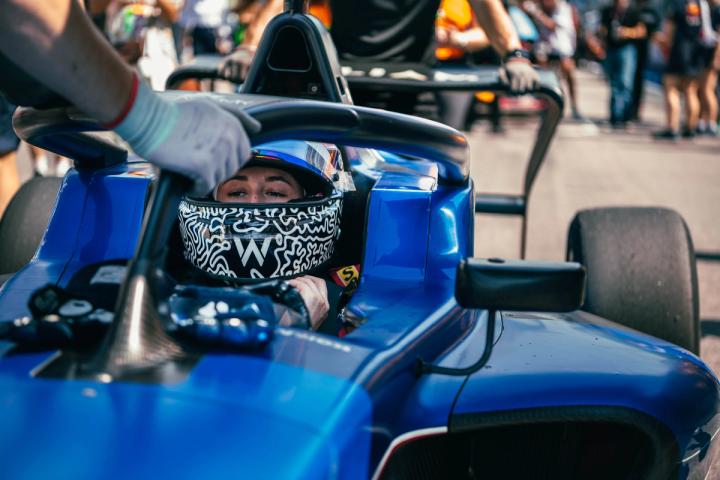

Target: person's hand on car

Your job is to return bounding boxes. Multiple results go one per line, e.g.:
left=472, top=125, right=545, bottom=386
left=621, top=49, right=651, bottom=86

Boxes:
left=112, top=76, right=253, bottom=195
left=219, top=45, right=257, bottom=84
left=499, top=56, right=539, bottom=94
left=287, top=275, right=329, bottom=330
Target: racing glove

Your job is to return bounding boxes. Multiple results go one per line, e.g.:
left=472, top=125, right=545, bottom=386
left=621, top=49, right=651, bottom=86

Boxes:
left=112, top=75, right=254, bottom=195
left=499, top=55, right=539, bottom=95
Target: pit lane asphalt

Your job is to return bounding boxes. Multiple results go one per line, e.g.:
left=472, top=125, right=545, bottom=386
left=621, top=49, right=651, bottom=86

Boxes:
left=470, top=68, right=720, bottom=387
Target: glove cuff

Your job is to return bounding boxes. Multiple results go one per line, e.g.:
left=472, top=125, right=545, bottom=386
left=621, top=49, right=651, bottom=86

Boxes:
left=114, top=79, right=179, bottom=158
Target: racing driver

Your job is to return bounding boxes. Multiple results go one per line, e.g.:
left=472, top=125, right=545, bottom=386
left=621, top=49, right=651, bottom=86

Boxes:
left=177, top=141, right=355, bottom=335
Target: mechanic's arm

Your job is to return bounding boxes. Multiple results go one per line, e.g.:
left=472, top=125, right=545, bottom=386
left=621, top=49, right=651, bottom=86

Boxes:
left=220, top=0, right=285, bottom=81
left=157, top=0, right=182, bottom=24
left=88, top=0, right=113, bottom=16
left=243, top=0, right=284, bottom=48
left=0, top=0, right=252, bottom=195
left=0, top=0, right=132, bottom=123
left=469, top=0, right=539, bottom=93
left=469, top=0, right=523, bottom=56
left=438, top=17, right=491, bottom=52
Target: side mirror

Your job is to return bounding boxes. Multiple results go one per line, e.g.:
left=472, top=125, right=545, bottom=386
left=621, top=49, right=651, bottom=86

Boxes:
left=455, top=258, right=586, bottom=312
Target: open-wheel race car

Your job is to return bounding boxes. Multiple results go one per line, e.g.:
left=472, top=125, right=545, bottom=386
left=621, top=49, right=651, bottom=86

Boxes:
left=0, top=2, right=718, bottom=479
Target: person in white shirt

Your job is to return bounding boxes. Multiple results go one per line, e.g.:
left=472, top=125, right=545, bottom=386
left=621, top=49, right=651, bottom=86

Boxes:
left=523, top=0, right=584, bottom=120
left=179, top=0, right=231, bottom=55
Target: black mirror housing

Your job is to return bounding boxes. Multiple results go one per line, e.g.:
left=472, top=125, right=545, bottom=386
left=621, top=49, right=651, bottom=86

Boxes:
left=455, top=258, right=586, bottom=312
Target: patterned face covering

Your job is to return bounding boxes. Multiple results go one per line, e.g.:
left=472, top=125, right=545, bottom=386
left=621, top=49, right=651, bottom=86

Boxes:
left=178, top=141, right=351, bottom=282
left=178, top=193, right=343, bottom=281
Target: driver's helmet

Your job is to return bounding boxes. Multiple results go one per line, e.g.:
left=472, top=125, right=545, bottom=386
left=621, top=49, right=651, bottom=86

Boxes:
left=178, top=141, right=352, bottom=282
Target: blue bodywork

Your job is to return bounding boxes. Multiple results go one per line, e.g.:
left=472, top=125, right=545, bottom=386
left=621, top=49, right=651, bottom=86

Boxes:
left=0, top=125, right=718, bottom=479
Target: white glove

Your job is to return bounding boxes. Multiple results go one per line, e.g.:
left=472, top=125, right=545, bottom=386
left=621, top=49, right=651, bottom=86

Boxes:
left=499, top=58, right=540, bottom=94
left=114, top=80, right=253, bottom=195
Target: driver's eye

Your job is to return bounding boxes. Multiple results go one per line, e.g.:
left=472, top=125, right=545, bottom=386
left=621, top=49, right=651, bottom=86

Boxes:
left=228, top=190, right=248, bottom=198
left=265, top=190, right=288, bottom=198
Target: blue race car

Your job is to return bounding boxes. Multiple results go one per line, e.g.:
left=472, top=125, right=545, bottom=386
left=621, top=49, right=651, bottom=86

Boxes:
left=0, top=4, right=717, bottom=479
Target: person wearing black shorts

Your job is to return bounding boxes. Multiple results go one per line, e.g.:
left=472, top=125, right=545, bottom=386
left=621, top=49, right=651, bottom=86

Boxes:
left=629, top=0, right=661, bottom=121
left=653, top=0, right=705, bottom=138
left=696, top=0, right=719, bottom=135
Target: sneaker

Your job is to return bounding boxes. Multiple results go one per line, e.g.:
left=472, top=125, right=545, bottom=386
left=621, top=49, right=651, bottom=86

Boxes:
left=571, top=109, right=586, bottom=122
left=681, top=129, right=696, bottom=139
left=652, top=129, right=679, bottom=140
left=701, top=124, right=718, bottom=136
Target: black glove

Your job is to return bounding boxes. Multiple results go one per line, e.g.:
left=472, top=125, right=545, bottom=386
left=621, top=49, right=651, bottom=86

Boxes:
left=499, top=58, right=539, bottom=94
left=219, top=46, right=257, bottom=84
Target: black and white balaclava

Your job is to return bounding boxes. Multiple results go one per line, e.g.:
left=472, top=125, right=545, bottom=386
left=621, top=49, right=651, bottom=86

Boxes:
left=178, top=141, right=351, bottom=282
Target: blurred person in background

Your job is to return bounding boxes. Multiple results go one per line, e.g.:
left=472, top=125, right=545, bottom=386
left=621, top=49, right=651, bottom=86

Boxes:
left=600, top=0, right=646, bottom=128
left=523, top=0, right=585, bottom=120
left=436, top=0, right=492, bottom=61
left=179, top=0, right=231, bottom=57
left=652, top=0, right=705, bottom=139
left=435, top=0, right=492, bottom=129
left=695, top=0, right=719, bottom=135
left=90, top=0, right=183, bottom=90
left=629, top=0, right=661, bottom=122
left=0, top=97, right=20, bottom=219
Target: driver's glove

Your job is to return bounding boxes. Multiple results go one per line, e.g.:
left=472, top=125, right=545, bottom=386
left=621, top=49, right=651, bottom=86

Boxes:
left=113, top=76, right=253, bottom=195
left=499, top=57, right=539, bottom=95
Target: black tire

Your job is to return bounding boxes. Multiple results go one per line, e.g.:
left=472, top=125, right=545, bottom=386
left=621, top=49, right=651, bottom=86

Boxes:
left=0, top=176, right=62, bottom=275
left=567, top=207, right=700, bottom=353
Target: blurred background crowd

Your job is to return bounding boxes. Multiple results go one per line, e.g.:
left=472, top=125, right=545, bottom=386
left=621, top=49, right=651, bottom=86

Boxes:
left=1, top=0, right=719, bottom=218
